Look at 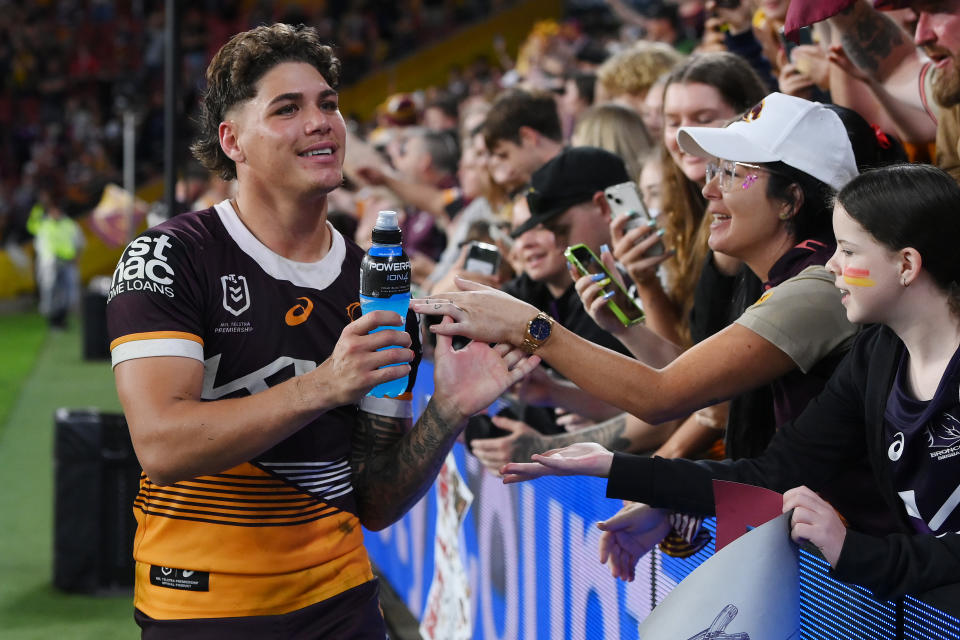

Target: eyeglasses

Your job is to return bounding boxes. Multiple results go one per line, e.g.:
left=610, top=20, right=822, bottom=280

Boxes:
left=705, top=159, right=778, bottom=192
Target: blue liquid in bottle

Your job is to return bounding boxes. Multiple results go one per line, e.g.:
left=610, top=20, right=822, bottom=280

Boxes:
left=360, top=211, right=411, bottom=398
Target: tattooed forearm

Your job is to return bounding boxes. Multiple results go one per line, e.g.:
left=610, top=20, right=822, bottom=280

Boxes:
left=351, top=401, right=462, bottom=530
left=511, top=414, right=632, bottom=462
left=837, top=2, right=908, bottom=75
left=351, top=411, right=406, bottom=469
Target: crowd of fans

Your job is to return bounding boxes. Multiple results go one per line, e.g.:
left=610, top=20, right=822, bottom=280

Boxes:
left=0, top=0, right=510, bottom=246
left=14, top=0, right=960, bottom=607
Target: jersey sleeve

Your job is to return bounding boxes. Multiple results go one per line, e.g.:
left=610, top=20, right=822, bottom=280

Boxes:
left=734, top=265, right=855, bottom=373
left=106, top=229, right=206, bottom=367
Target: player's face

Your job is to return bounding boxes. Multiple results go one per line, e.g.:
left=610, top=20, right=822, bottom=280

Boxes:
left=227, top=61, right=346, bottom=197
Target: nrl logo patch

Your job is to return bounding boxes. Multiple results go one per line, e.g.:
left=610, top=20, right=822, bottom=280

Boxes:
left=221, top=274, right=250, bottom=316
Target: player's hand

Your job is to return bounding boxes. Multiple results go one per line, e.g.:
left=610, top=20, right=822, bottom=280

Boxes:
left=431, top=316, right=540, bottom=426
left=315, top=310, right=413, bottom=406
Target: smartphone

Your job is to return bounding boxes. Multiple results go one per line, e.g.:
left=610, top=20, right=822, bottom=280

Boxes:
left=778, top=25, right=813, bottom=61
left=464, top=241, right=501, bottom=276
left=564, top=243, right=644, bottom=327
left=603, top=182, right=664, bottom=256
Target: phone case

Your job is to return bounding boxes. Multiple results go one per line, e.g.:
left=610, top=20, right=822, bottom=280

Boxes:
left=564, top=244, right=645, bottom=327
left=603, top=182, right=664, bottom=256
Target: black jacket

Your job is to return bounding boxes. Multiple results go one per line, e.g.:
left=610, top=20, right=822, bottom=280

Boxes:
left=606, top=323, right=960, bottom=601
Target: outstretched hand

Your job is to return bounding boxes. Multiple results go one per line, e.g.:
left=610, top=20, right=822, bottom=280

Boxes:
left=431, top=315, right=541, bottom=425
left=597, top=502, right=671, bottom=581
left=470, top=414, right=549, bottom=476
left=500, top=442, right=614, bottom=484
left=412, top=277, right=537, bottom=347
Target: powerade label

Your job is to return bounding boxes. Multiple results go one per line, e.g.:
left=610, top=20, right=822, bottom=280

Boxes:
left=360, top=248, right=411, bottom=298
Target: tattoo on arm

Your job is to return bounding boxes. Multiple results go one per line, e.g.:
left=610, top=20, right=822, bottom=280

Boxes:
left=351, top=401, right=460, bottom=530
left=510, top=414, right=631, bottom=462
left=839, top=5, right=907, bottom=74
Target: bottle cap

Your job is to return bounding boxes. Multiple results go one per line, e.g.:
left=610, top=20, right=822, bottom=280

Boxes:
left=372, top=210, right=402, bottom=244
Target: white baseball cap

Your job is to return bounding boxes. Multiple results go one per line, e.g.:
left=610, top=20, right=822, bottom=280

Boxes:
left=677, top=92, right=858, bottom=191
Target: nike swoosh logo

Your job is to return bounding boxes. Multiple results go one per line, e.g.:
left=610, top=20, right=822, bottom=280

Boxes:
left=285, top=297, right=314, bottom=326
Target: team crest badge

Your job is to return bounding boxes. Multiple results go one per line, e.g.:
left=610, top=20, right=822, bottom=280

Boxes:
left=743, top=100, right=764, bottom=122
left=221, top=274, right=250, bottom=316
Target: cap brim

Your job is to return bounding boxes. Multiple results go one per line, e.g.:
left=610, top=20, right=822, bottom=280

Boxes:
left=512, top=194, right=592, bottom=238
left=510, top=207, right=566, bottom=238
left=677, top=126, right=779, bottom=164
left=509, top=216, right=541, bottom=238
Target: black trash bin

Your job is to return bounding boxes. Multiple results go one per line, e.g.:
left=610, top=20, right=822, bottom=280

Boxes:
left=82, top=276, right=111, bottom=361
left=53, top=408, right=141, bottom=593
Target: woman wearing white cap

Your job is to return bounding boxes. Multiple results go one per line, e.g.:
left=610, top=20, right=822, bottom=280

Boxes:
left=416, top=93, right=856, bottom=439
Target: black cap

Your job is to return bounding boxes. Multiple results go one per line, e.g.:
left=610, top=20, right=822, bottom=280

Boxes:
left=512, top=147, right=630, bottom=238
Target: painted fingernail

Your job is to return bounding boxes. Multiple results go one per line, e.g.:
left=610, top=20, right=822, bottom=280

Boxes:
left=602, top=290, right=616, bottom=300
left=600, top=244, right=610, bottom=254
left=597, top=278, right=611, bottom=287
left=590, top=273, right=606, bottom=282
left=656, top=228, right=666, bottom=237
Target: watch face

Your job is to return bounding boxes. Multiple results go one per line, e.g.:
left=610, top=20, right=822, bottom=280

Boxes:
left=529, top=317, right=551, bottom=341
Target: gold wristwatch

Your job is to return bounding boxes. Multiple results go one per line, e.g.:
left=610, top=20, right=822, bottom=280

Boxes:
left=521, top=312, right=554, bottom=354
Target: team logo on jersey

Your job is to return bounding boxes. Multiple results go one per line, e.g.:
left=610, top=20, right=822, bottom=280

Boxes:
left=927, top=413, right=960, bottom=461
left=221, top=274, right=250, bottom=316
left=285, top=297, right=314, bottom=326
left=346, top=301, right=362, bottom=322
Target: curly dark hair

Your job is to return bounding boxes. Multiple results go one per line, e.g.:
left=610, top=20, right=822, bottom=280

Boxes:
left=190, top=23, right=341, bottom=181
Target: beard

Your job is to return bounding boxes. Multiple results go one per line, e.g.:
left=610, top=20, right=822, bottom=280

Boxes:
left=931, top=53, right=960, bottom=108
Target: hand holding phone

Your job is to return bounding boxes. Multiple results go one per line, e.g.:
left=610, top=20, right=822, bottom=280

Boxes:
left=464, top=241, right=501, bottom=276
left=564, top=243, right=644, bottom=327
left=603, top=182, right=664, bottom=257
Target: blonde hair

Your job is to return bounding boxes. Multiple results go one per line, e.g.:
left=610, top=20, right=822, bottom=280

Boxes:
left=571, top=104, right=654, bottom=181
left=596, top=42, right=684, bottom=101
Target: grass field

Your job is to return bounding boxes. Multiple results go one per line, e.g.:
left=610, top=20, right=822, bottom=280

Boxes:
left=0, top=312, right=137, bottom=638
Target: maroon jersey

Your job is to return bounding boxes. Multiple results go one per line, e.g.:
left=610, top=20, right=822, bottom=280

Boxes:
left=107, top=200, right=419, bottom=620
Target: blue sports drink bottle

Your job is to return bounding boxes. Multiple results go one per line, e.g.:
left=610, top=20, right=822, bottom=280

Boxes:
left=359, top=210, right=411, bottom=398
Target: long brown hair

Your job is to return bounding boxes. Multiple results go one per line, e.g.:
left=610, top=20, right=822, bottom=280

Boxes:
left=657, top=53, right=769, bottom=345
